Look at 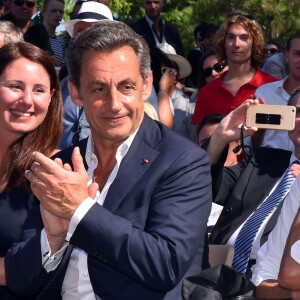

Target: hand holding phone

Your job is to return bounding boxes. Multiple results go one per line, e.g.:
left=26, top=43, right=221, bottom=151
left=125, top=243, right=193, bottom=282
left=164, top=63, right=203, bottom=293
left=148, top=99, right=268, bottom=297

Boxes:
left=246, top=104, right=296, bottom=130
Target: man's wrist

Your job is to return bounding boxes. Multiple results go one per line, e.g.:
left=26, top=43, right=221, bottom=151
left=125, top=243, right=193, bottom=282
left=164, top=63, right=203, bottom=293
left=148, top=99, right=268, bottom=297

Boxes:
left=47, top=235, right=67, bottom=254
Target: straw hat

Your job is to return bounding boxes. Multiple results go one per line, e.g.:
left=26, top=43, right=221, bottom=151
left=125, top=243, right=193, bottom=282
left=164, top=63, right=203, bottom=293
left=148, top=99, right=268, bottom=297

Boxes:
left=62, top=2, right=113, bottom=37
left=157, top=43, right=192, bottom=80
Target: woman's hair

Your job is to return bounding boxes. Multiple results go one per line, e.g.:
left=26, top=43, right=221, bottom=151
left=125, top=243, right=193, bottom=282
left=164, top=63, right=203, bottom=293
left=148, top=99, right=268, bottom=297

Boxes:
left=214, top=15, right=265, bottom=68
left=0, top=42, right=63, bottom=191
left=197, top=50, right=217, bottom=89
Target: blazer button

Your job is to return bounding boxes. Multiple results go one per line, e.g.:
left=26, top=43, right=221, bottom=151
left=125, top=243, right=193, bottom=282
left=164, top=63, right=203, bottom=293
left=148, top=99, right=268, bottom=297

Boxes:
left=225, top=206, right=232, bottom=214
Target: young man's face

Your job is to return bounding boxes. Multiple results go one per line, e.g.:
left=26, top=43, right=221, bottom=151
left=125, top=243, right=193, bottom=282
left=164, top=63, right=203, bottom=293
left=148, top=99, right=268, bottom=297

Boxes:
left=42, top=0, right=64, bottom=28
left=142, top=0, right=163, bottom=20
left=225, top=24, right=253, bottom=65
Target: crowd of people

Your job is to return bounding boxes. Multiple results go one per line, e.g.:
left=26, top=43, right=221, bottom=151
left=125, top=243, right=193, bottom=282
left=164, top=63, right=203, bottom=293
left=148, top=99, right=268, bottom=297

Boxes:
left=0, top=0, right=300, bottom=299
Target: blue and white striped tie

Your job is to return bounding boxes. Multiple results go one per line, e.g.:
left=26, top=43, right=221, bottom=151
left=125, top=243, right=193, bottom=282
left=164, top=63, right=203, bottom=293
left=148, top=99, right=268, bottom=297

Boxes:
left=232, top=162, right=297, bottom=274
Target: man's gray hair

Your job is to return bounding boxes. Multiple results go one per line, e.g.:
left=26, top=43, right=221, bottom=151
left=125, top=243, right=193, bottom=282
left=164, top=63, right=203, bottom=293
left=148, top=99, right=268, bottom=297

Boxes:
left=0, top=21, right=23, bottom=44
left=66, top=20, right=152, bottom=88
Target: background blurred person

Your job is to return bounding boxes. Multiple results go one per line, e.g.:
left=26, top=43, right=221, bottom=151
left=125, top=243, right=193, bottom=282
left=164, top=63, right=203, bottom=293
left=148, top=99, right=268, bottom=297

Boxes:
left=41, top=0, right=66, bottom=67
left=0, top=41, right=62, bottom=298
left=131, top=0, right=185, bottom=56
left=0, top=20, right=23, bottom=47
left=0, top=0, right=37, bottom=33
left=192, top=14, right=278, bottom=125
left=197, top=50, right=228, bottom=89
left=187, top=23, right=219, bottom=88
left=264, top=39, right=281, bottom=61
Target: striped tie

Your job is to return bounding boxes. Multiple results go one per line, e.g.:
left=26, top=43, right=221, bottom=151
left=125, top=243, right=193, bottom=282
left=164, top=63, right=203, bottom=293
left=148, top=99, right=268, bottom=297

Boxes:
left=232, top=162, right=297, bottom=274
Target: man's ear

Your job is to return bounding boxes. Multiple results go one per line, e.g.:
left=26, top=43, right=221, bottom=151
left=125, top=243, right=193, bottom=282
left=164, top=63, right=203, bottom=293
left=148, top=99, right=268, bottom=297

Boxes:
left=68, top=80, right=83, bottom=107
left=142, top=72, right=153, bottom=102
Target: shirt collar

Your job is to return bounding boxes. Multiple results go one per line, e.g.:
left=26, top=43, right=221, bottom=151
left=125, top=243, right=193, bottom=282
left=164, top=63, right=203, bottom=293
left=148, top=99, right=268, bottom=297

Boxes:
left=85, top=128, right=139, bottom=169
left=145, top=15, right=164, bottom=27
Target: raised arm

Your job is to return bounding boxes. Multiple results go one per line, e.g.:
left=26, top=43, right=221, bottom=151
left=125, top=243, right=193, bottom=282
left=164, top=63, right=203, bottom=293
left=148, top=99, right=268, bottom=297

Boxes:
left=207, top=99, right=259, bottom=164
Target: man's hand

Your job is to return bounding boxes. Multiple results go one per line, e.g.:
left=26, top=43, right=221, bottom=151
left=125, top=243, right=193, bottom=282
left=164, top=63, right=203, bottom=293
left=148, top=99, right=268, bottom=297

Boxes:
left=25, top=147, right=97, bottom=221
left=291, top=164, right=300, bottom=178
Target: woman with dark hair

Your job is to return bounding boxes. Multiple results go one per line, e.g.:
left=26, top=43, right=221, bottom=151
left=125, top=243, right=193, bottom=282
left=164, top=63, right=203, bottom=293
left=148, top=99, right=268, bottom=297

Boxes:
left=197, top=50, right=228, bottom=89
left=0, top=41, right=62, bottom=298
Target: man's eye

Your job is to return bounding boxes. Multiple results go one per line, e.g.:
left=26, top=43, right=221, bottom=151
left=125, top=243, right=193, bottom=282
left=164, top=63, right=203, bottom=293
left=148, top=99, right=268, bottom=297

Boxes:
left=95, top=87, right=104, bottom=93
left=240, top=35, right=249, bottom=41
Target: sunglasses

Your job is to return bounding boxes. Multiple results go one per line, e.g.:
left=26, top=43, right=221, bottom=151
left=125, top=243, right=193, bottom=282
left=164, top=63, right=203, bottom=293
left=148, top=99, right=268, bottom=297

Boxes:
left=13, top=0, right=35, bottom=7
left=265, top=48, right=278, bottom=54
left=203, top=61, right=226, bottom=78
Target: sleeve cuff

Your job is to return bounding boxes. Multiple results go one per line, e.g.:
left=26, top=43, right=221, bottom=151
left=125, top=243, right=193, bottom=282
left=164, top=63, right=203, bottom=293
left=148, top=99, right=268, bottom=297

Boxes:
left=41, top=228, right=68, bottom=272
left=66, top=197, right=95, bottom=242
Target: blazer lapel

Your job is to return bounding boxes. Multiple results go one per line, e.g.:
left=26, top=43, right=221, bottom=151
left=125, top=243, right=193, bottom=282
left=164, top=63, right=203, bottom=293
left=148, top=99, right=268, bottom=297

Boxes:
left=103, top=115, right=161, bottom=212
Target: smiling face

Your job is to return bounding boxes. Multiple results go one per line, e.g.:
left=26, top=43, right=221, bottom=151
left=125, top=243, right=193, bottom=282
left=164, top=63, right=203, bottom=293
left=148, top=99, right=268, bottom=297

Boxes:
left=69, top=46, right=152, bottom=148
left=225, top=24, right=253, bottom=65
left=0, top=57, right=52, bottom=141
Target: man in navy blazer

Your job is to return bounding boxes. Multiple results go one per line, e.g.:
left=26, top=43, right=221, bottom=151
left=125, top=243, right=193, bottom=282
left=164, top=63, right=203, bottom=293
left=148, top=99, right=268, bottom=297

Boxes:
left=131, top=0, right=185, bottom=56
left=6, top=21, right=211, bottom=299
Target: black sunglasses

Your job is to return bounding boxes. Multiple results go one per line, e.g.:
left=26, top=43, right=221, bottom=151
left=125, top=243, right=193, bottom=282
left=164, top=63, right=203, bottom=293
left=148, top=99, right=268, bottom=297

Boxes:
left=13, top=0, right=35, bottom=8
left=203, top=61, right=226, bottom=78
left=265, top=48, right=278, bottom=54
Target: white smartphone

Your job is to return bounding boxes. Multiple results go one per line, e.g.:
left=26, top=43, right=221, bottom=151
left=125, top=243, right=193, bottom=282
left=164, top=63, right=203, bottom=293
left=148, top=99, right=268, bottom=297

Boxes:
left=246, top=104, right=296, bottom=130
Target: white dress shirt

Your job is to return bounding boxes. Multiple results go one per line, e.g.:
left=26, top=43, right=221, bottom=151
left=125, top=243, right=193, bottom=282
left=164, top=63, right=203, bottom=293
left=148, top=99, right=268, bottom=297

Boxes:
left=145, top=15, right=166, bottom=46
left=227, top=154, right=298, bottom=260
left=252, top=157, right=300, bottom=286
left=255, top=77, right=295, bottom=152
left=41, top=130, right=138, bottom=299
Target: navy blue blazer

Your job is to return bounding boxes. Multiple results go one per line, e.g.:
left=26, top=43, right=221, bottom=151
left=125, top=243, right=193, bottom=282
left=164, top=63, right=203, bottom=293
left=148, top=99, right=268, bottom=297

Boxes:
left=6, top=115, right=211, bottom=300
left=131, top=17, right=185, bottom=57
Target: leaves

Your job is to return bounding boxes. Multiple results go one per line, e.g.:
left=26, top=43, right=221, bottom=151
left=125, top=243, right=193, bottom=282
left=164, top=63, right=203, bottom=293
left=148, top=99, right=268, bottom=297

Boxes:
left=46, top=0, right=300, bottom=53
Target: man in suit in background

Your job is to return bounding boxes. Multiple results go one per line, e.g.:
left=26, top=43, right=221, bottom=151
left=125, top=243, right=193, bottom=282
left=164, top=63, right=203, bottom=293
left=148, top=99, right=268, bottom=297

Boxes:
left=6, top=20, right=211, bottom=299
left=206, top=95, right=300, bottom=277
left=131, top=0, right=185, bottom=56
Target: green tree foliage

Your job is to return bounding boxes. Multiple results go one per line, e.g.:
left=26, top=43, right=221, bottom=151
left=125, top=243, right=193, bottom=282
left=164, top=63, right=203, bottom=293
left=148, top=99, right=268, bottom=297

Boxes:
left=44, top=0, right=300, bottom=53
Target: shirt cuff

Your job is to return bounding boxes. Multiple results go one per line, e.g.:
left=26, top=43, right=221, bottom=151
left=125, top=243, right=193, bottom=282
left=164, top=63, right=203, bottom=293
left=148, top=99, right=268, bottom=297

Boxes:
left=291, top=240, right=300, bottom=264
left=65, top=197, right=95, bottom=242
left=41, top=228, right=68, bottom=272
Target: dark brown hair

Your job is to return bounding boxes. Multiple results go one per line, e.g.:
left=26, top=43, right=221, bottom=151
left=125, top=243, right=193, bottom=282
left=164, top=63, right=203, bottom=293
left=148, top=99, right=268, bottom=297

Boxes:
left=214, top=15, right=265, bottom=68
left=0, top=42, right=63, bottom=190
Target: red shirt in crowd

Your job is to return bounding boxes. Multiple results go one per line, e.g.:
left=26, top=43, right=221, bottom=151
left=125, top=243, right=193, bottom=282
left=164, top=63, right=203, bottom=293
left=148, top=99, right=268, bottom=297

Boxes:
left=192, top=69, right=279, bottom=124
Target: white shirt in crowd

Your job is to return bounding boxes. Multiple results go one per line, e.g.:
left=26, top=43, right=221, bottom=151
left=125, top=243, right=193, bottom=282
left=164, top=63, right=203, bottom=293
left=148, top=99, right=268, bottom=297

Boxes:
left=252, top=163, right=300, bottom=286
left=255, top=77, right=295, bottom=152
